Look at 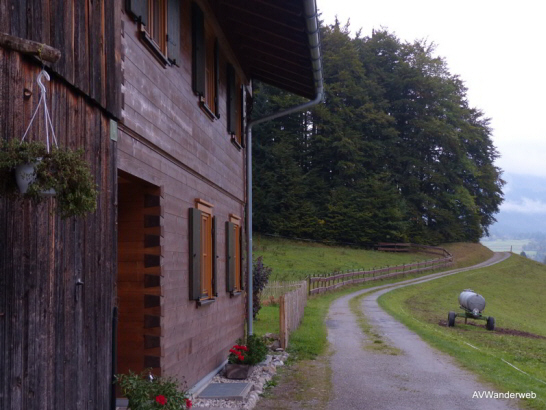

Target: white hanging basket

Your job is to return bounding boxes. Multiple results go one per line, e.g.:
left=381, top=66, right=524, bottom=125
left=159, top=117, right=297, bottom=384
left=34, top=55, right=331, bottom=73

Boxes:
left=15, top=160, right=55, bottom=196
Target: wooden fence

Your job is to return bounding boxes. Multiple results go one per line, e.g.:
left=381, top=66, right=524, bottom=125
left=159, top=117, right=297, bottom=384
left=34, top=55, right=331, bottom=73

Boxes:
left=308, top=244, right=453, bottom=295
left=261, top=281, right=305, bottom=304
left=279, top=281, right=308, bottom=349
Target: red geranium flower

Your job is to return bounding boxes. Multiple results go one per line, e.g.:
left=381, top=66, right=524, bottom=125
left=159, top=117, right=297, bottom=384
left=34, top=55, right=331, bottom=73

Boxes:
left=155, top=395, right=167, bottom=405
left=186, top=398, right=193, bottom=408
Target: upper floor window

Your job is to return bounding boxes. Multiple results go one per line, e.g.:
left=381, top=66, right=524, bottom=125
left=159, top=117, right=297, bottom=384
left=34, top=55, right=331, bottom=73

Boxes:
left=192, top=2, right=219, bottom=119
left=126, top=0, right=180, bottom=66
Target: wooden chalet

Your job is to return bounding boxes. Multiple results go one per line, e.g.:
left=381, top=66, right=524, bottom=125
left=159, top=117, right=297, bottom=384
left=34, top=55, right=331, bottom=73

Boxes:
left=0, top=0, right=322, bottom=409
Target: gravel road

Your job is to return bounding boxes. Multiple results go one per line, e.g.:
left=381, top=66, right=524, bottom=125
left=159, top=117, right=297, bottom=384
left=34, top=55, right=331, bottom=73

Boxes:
left=327, top=252, right=520, bottom=410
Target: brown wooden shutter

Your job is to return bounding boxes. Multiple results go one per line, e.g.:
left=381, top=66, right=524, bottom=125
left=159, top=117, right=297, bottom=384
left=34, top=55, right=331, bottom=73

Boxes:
left=126, top=0, right=147, bottom=25
left=167, top=0, right=181, bottom=65
left=192, top=3, right=205, bottom=96
left=214, top=39, right=220, bottom=117
left=226, top=221, right=235, bottom=292
left=212, top=216, right=218, bottom=296
left=189, top=208, right=202, bottom=300
left=227, top=64, right=237, bottom=135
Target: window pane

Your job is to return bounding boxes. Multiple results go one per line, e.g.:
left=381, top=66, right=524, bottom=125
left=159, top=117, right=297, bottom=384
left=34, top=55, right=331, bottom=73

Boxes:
left=148, top=0, right=165, bottom=52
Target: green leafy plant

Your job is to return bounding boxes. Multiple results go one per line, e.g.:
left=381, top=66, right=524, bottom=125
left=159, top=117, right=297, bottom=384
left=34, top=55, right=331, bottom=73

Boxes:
left=253, top=256, right=273, bottom=319
left=116, top=370, right=192, bottom=410
left=228, top=334, right=268, bottom=365
left=0, top=139, right=97, bottom=218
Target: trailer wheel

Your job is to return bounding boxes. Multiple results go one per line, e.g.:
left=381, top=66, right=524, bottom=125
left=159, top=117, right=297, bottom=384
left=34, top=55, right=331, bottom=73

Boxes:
left=486, top=316, right=495, bottom=331
left=448, top=311, right=456, bottom=327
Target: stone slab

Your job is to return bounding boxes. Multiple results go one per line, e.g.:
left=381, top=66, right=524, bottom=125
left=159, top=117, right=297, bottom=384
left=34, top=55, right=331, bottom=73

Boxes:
left=198, top=382, right=253, bottom=401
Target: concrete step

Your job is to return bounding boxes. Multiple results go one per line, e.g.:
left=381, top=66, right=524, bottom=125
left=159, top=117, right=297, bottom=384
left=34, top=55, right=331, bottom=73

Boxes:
left=197, top=382, right=253, bottom=401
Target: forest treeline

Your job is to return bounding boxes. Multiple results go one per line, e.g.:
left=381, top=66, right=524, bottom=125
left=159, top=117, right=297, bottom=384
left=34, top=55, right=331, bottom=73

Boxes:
left=251, top=21, right=504, bottom=245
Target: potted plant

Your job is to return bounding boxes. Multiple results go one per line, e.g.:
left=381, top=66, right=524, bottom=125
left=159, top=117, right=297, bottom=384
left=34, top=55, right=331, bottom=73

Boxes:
left=116, top=369, right=193, bottom=410
left=0, top=138, right=97, bottom=218
left=225, top=334, right=268, bottom=379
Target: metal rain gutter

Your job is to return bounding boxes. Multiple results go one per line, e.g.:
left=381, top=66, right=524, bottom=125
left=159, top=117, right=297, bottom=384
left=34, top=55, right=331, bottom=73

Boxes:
left=246, top=0, right=324, bottom=335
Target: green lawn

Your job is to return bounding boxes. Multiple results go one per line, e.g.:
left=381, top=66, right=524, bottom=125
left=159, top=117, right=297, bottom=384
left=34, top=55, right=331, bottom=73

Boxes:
left=379, top=254, right=546, bottom=409
left=253, top=235, right=432, bottom=281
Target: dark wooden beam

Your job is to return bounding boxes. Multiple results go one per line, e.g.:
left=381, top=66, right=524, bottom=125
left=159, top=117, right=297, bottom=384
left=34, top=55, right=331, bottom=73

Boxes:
left=0, top=32, right=61, bottom=63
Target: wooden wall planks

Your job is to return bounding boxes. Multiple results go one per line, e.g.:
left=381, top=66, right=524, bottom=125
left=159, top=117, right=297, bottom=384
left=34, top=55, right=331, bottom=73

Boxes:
left=0, top=0, right=121, bottom=118
left=0, top=50, right=117, bottom=410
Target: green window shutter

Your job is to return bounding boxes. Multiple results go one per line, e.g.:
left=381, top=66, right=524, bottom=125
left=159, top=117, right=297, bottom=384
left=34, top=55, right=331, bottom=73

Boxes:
left=214, top=39, right=220, bottom=117
left=126, top=0, right=147, bottom=26
left=226, top=222, right=235, bottom=292
left=192, top=2, right=205, bottom=96
left=227, top=64, right=237, bottom=135
left=189, top=208, right=202, bottom=300
left=167, top=0, right=181, bottom=65
left=212, top=216, right=218, bottom=296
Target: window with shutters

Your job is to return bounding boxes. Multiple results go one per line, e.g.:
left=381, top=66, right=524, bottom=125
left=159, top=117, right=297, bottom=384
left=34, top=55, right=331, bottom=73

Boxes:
left=192, top=2, right=219, bottom=119
left=125, top=0, right=181, bottom=66
left=226, top=215, right=243, bottom=295
left=227, top=64, right=244, bottom=147
left=189, top=199, right=217, bottom=304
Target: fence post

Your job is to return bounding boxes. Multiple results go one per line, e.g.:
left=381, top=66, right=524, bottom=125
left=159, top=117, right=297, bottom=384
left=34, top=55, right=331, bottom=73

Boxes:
left=279, top=295, right=288, bottom=349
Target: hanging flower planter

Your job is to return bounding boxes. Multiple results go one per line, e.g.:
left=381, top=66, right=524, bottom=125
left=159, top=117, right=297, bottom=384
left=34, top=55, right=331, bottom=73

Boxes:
left=0, top=70, right=97, bottom=218
left=0, top=139, right=97, bottom=218
left=15, top=159, right=55, bottom=196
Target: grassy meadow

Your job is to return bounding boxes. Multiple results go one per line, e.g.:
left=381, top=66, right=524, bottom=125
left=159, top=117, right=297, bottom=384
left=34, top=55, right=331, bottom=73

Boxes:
left=379, top=254, right=546, bottom=409
left=253, top=238, right=493, bottom=360
left=253, top=235, right=433, bottom=281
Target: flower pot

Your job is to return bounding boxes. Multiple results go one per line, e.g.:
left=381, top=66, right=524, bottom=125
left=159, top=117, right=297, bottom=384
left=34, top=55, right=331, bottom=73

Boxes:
left=224, top=364, right=254, bottom=379
left=15, top=161, right=55, bottom=196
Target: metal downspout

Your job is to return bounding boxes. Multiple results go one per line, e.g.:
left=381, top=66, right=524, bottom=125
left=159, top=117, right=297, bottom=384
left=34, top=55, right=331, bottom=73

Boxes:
left=246, top=0, right=324, bottom=335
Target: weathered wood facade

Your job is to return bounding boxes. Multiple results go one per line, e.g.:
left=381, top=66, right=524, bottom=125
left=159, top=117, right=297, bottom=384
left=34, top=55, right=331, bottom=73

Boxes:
left=1, top=0, right=320, bottom=408
left=0, top=0, right=120, bottom=409
left=117, top=0, right=248, bottom=388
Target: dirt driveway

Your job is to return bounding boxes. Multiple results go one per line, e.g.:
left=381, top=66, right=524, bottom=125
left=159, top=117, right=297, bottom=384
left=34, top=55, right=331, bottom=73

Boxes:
left=327, top=252, right=520, bottom=410
left=258, top=253, right=520, bottom=409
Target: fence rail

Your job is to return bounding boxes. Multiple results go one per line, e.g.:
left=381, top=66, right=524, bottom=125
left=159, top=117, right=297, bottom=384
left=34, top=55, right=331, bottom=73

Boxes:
left=308, top=244, right=453, bottom=295
left=279, top=281, right=308, bottom=349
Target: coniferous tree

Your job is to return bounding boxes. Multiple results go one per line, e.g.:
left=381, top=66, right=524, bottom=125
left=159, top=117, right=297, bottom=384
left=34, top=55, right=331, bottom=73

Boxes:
left=251, top=21, right=504, bottom=245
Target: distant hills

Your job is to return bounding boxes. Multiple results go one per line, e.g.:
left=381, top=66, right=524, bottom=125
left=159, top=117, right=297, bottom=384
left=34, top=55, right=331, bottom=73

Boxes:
left=487, top=173, right=546, bottom=237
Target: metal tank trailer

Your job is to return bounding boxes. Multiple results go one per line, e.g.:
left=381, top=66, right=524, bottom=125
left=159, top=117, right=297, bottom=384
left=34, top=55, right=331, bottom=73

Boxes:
left=447, top=289, right=495, bottom=331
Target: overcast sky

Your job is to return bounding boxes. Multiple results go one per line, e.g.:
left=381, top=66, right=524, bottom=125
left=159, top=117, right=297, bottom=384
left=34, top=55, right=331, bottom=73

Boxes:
left=319, top=0, right=546, bottom=179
